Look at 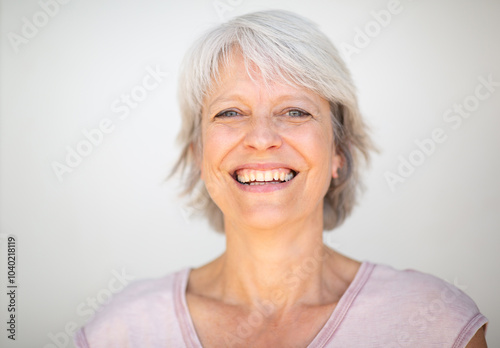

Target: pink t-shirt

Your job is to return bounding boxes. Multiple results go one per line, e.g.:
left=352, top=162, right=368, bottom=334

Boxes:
left=74, top=262, right=487, bottom=347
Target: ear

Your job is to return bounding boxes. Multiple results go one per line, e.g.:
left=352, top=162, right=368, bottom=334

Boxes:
left=332, top=151, right=343, bottom=179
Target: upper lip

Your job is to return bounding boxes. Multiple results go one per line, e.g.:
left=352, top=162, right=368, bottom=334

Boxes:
left=232, top=162, right=298, bottom=172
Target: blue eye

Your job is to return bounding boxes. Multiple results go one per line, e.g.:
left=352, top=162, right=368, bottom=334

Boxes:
left=287, top=109, right=310, bottom=117
left=215, top=110, right=240, bottom=118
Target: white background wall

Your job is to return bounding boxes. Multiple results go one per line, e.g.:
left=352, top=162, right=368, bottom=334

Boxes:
left=1, top=0, right=499, bottom=347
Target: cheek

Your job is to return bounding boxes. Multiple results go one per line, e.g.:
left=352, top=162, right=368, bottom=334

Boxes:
left=202, top=125, right=241, bottom=174
left=283, top=124, right=333, bottom=164
left=283, top=123, right=334, bottom=196
left=201, top=125, right=246, bottom=209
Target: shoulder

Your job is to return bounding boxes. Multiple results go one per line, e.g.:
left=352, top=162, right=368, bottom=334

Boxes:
left=74, top=268, right=189, bottom=348
left=335, top=262, right=488, bottom=347
left=366, top=262, right=480, bottom=317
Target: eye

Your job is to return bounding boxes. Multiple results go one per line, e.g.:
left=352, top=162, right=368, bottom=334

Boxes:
left=215, top=109, right=241, bottom=118
left=285, top=109, right=311, bottom=118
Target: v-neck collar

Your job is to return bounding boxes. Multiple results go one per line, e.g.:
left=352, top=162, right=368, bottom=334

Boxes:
left=174, top=261, right=375, bottom=348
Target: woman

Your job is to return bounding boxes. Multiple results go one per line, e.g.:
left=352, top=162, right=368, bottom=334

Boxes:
left=74, top=10, right=488, bottom=347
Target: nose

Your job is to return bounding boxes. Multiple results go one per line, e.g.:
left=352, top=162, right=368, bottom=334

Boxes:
left=243, top=115, right=282, bottom=151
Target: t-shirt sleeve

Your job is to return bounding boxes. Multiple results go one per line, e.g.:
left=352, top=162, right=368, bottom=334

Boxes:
left=403, top=269, right=488, bottom=348
left=72, top=279, right=159, bottom=348
left=444, top=281, right=488, bottom=348
left=72, top=272, right=186, bottom=348
left=331, top=264, right=489, bottom=347
left=452, top=312, right=487, bottom=348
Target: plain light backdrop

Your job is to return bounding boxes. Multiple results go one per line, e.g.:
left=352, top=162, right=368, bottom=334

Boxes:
left=1, top=0, right=499, bottom=347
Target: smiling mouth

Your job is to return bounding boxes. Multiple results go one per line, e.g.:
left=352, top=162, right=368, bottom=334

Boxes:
left=233, top=168, right=298, bottom=185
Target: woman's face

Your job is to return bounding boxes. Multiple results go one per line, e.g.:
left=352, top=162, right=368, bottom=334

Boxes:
left=200, top=53, right=342, bottom=231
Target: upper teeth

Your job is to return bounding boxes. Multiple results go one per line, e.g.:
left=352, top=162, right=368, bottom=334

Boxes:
left=236, top=169, right=295, bottom=184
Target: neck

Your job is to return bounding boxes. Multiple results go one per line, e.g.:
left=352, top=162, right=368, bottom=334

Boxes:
left=205, top=214, right=346, bottom=313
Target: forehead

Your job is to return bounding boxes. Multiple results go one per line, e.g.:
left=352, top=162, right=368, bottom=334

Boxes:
left=204, top=51, right=326, bottom=109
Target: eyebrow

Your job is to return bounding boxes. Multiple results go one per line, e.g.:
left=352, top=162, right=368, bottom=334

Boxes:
left=207, top=95, right=245, bottom=109
left=206, top=93, right=322, bottom=114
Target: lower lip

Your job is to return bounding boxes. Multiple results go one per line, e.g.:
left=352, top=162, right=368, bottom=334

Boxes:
left=232, top=176, right=296, bottom=193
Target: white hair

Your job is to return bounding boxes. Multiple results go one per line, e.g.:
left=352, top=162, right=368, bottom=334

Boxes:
left=171, top=10, right=376, bottom=232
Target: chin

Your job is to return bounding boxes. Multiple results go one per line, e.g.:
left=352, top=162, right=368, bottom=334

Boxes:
left=229, top=207, right=300, bottom=231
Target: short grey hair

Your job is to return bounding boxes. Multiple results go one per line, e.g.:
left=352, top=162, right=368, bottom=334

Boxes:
left=171, top=10, right=376, bottom=233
